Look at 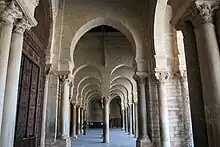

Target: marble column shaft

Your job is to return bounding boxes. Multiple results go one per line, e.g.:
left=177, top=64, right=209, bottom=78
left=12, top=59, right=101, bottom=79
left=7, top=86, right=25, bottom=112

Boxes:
left=0, top=19, right=30, bottom=147
left=156, top=72, right=170, bottom=147
left=132, top=103, right=136, bottom=136
left=135, top=75, right=151, bottom=147
left=135, top=102, right=138, bottom=138
left=72, top=105, right=77, bottom=138
left=77, top=106, right=81, bottom=135
left=61, top=78, right=70, bottom=139
left=192, top=6, right=220, bottom=146
left=128, top=105, right=133, bottom=135
left=41, top=68, right=51, bottom=146
left=80, top=108, right=83, bottom=133
left=176, top=21, right=208, bottom=146
left=103, top=98, right=110, bottom=143
left=121, top=109, right=125, bottom=131
left=125, top=107, right=128, bottom=132
left=0, top=2, right=22, bottom=135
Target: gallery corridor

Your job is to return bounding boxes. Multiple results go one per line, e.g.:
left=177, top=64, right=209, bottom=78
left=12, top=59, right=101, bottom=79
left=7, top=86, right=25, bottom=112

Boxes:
left=71, top=129, right=136, bottom=147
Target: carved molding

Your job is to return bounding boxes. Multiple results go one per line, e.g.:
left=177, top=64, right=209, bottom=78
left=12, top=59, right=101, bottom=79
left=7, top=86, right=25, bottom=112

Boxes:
left=0, top=1, right=22, bottom=24
left=155, top=72, right=169, bottom=85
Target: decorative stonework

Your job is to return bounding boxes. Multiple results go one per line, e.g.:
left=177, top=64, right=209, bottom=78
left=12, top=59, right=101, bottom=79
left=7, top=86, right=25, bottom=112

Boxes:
left=181, top=1, right=218, bottom=28
left=14, top=18, right=31, bottom=34
left=0, top=1, right=22, bottom=24
left=133, top=74, right=147, bottom=84
left=155, top=72, right=169, bottom=85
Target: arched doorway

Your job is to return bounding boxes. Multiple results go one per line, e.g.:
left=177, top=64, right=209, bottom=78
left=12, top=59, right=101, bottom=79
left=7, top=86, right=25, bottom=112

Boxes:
left=109, top=98, right=122, bottom=128
left=14, top=0, right=51, bottom=146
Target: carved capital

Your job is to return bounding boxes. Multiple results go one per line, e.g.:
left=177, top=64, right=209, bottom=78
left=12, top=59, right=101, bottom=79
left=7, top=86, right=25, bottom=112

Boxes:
left=133, top=74, right=147, bottom=84
left=0, top=1, right=22, bottom=24
left=59, top=75, right=71, bottom=84
left=182, top=1, right=218, bottom=28
left=155, top=72, right=169, bottom=85
left=14, top=18, right=31, bottom=34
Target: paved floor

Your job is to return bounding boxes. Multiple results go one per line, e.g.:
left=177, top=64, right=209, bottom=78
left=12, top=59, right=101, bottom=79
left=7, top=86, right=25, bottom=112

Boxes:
left=71, top=129, right=136, bottom=147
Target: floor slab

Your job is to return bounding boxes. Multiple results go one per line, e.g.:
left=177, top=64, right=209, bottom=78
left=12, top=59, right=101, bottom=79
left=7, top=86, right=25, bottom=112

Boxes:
left=71, top=129, right=136, bottom=147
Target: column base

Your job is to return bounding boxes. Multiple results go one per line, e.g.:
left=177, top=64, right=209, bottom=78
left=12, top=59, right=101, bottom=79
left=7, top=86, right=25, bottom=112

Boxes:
left=136, top=137, right=152, bottom=147
left=55, top=137, right=71, bottom=147
left=72, top=134, right=78, bottom=139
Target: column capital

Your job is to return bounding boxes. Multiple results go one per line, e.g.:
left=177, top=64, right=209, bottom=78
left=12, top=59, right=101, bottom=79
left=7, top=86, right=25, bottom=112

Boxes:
left=59, top=75, right=71, bottom=85
left=155, top=72, right=169, bottom=85
left=0, top=1, right=22, bottom=24
left=181, top=1, right=218, bottom=28
left=133, top=74, right=148, bottom=84
left=14, top=18, right=31, bottom=34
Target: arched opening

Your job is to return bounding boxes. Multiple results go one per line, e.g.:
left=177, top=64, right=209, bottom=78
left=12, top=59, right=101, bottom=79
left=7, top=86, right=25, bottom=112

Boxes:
left=88, top=99, right=103, bottom=128
left=109, top=97, right=122, bottom=128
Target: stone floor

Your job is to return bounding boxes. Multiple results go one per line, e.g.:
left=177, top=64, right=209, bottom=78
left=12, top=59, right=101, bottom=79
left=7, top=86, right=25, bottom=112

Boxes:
left=71, top=129, right=136, bottom=147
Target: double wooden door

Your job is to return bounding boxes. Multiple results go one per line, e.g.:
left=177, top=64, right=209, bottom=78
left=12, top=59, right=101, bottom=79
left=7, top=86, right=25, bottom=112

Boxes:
left=14, top=32, right=46, bottom=147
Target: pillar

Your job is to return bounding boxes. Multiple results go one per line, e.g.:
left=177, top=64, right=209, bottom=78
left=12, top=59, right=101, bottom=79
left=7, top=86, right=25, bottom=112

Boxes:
left=134, top=75, right=152, bottom=147
left=41, top=65, right=52, bottom=146
left=80, top=108, right=83, bottom=134
left=72, top=104, right=77, bottom=138
left=190, top=2, right=220, bottom=146
left=132, top=103, right=136, bottom=137
left=125, top=107, right=128, bottom=132
left=0, top=1, right=22, bottom=135
left=178, top=70, right=194, bottom=146
left=134, top=102, right=138, bottom=138
left=0, top=18, right=30, bottom=147
left=175, top=21, right=208, bottom=146
left=77, top=106, right=81, bottom=135
left=103, top=98, right=109, bottom=143
left=60, top=76, right=71, bottom=145
left=128, top=104, right=133, bottom=135
left=155, top=72, right=170, bottom=147
left=121, top=109, right=125, bottom=131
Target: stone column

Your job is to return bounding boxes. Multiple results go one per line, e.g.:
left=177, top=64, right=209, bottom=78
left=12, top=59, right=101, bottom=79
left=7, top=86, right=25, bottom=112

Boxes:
left=83, top=109, right=87, bottom=122
left=0, top=18, right=31, bottom=147
left=134, top=102, right=138, bottom=138
left=128, top=104, right=133, bottom=135
left=41, top=65, right=52, bottom=147
left=155, top=72, right=170, bottom=147
left=189, top=2, right=220, bottom=146
left=134, top=75, right=152, bottom=147
left=72, top=104, right=77, bottom=138
left=121, top=109, right=125, bottom=131
left=175, top=21, right=208, bottom=146
left=80, top=108, right=83, bottom=134
left=77, top=106, right=81, bottom=135
left=125, top=107, right=128, bottom=132
left=178, top=70, right=194, bottom=147
left=132, top=103, right=136, bottom=136
left=103, top=98, right=110, bottom=143
left=60, top=76, right=71, bottom=144
left=0, top=1, right=22, bottom=135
